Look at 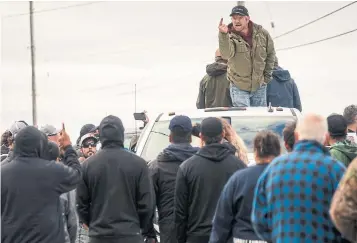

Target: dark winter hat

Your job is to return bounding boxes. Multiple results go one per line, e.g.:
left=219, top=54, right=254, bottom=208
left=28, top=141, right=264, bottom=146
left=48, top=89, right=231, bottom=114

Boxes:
left=80, top=124, right=96, bottom=138
left=201, top=117, right=223, bottom=138
left=327, top=114, right=348, bottom=137
left=169, top=115, right=193, bottom=133
left=230, top=5, right=249, bottom=17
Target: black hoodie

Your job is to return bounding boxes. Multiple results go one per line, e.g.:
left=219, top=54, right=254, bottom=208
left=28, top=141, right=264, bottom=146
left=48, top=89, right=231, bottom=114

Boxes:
left=174, top=143, right=246, bottom=243
left=76, top=115, right=154, bottom=241
left=144, top=143, right=199, bottom=242
left=1, top=126, right=81, bottom=243
left=196, top=60, right=232, bottom=109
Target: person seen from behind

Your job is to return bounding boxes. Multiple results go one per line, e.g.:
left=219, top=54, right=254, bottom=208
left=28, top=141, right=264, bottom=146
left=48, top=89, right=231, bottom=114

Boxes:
left=174, top=117, right=246, bottom=243
left=218, top=5, right=275, bottom=107
left=76, top=115, right=154, bottom=243
left=282, top=120, right=297, bottom=152
left=143, top=115, right=199, bottom=243
left=1, top=125, right=81, bottom=243
left=251, top=114, right=347, bottom=242
left=220, top=118, right=249, bottom=164
left=48, top=141, right=78, bottom=243
left=343, top=105, right=357, bottom=144
left=267, top=62, right=302, bottom=111
left=210, top=131, right=281, bottom=243
left=196, top=49, right=232, bottom=109
left=330, top=157, right=357, bottom=243
left=326, top=114, right=357, bottom=167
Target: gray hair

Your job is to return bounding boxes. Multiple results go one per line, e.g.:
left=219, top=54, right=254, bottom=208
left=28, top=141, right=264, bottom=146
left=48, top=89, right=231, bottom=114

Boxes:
left=295, top=114, right=328, bottom=145
left=343, top=105, right=357, bottom=125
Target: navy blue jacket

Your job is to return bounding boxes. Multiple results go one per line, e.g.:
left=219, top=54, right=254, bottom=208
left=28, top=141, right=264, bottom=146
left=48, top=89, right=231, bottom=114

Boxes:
left=209, top=164, right=268, bottom=243
left=267, top=66, right=302, bottom=111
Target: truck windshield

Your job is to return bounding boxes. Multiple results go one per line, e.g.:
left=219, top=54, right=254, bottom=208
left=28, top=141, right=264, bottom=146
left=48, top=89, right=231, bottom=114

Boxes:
left=140, top=116, right=295, bottom=162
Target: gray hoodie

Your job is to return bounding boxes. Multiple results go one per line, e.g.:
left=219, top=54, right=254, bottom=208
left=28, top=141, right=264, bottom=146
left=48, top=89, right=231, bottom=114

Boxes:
left=61, top=190, right=78, bottom=243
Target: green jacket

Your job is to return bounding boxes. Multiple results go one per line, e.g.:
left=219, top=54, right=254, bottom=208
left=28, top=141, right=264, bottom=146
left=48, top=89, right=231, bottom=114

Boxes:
left=196, top=61, right=232, bottom=109
left=330, top=140, right=357, bottom=167
left=219, top=22, right=275, bottom=92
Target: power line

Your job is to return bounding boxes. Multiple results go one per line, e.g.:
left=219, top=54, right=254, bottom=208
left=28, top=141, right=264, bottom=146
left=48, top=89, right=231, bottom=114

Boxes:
left=274, top=1, right=357, bottom=39
left=3, top=2, right=99, bottom=19
left=276, top=27, right=357, bottom=52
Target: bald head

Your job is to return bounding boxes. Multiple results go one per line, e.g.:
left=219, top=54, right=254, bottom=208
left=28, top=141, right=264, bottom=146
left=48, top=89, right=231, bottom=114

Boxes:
left=295, top=114, right=328, bottom=145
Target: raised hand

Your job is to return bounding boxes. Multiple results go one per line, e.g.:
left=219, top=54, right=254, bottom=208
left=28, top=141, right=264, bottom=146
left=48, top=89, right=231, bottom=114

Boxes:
left=218, top=18, right=228, bottom=33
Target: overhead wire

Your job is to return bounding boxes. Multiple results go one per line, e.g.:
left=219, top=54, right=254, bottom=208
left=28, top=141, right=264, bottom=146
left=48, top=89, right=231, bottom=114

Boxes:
left=276, top=27, right=357, bottom=52
left=273, top=1, right=357, bottom=39
left=2, top=2, right=100, bottom=19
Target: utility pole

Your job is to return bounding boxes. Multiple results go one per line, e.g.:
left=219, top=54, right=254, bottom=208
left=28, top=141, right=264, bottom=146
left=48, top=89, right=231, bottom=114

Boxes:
left=134, top=83, right=137, bottom=135
left=237, top=1, right=245, bottom=6
left=29, top=1, right=37, bottom=126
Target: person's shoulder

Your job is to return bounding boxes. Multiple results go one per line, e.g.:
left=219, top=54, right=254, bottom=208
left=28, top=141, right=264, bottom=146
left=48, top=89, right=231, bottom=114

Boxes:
left=254, top=22, right=270, bottom=36
left=179, top=154, right=199, bottom=170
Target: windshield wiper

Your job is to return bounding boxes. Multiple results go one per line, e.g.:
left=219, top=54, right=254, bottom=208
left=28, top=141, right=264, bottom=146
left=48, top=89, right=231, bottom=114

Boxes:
left=151, top=131, right=169, bottom=137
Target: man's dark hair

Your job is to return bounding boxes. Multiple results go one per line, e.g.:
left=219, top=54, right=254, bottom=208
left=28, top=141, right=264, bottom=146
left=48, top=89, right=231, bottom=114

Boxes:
left=254, top=130, right=281, bottom=158
left=283, top=121, right=297, bottom=151
left=343, top=105, right=357, bottom=125
left=1, top=130, right=12, bottom=147
left=170, top=126, right=192, bottom=144
left=202, top=134, right=223, bottom=145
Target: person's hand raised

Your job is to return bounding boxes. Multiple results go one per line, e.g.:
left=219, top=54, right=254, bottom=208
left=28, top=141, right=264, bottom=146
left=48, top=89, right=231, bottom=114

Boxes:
left=59, top=123, right=71, bottom=149
left=218, top=18, right=228, bottom=33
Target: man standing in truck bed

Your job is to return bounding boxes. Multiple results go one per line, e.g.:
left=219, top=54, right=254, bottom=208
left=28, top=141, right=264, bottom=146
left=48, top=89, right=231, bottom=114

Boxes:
left=218, top=5, right=275, bottom=107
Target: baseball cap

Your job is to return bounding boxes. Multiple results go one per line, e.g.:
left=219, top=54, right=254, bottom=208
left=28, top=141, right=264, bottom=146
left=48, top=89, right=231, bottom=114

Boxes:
left=80, top=133, right=98, bottom=146
left=230, top=5, right=249, bottom=17
left=169, top=115, right=192, bottom=133
left=9, top=121, right=29, bottom=138
left=40, top=124, right=61, bottom=136
left=201, top=117, right=223, bottom=137
left=327, top=114, right=347, bottom=137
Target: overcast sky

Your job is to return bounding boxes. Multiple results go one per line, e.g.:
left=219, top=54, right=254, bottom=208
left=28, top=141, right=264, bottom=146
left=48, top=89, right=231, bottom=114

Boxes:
left=1, top=1, right=357, bottom=138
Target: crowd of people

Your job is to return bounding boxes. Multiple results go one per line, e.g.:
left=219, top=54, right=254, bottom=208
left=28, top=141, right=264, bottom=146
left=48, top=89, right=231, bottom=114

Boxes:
left=1, top=103, right=357, bottom=243
left=196, top=5, right=302, bottom=112
left=2, top=4, right=357, bottom=243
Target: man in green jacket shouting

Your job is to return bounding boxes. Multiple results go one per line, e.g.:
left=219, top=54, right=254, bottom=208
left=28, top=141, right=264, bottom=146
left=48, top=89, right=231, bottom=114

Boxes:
left=218, top=5, right=275, bottom=107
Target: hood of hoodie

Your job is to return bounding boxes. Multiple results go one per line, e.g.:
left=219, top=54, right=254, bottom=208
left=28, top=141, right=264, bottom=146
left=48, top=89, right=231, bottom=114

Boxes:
left=331, top=140, right=357, bottom=161
left=196, top=142, right=236, bottom=162
left=272, top=66, right=291, bottom=82
left=157, top=143, right=199, bottom=162
left=206, top=61, right=227, bottom=77
left=99, top=115, right=125, bottom=148
left=13, top=126, right=49, bottom=159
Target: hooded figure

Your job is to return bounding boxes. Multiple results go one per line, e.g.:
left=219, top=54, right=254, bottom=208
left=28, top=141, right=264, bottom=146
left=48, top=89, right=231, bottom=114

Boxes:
left=267, top=66, right=302, bottom=111
left=174, top=117, right=246, bottom=243
left=143, top=116, right=200, bottom=243
left=196, top=50, right=232, bottom=109
left=1, top=126, right=81, bottom=243
left=76, top=115, right=154, bottom=243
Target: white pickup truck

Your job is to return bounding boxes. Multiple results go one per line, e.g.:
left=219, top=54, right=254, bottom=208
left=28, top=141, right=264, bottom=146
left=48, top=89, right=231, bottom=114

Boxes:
left=135, top=106, right=302, bottom=164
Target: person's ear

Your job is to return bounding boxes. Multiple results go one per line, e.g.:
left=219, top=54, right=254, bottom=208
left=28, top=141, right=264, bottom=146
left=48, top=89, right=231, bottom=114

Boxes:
left=294, top=131, right=299, bottom=143
left=284, top=142, right=290, bottom=152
